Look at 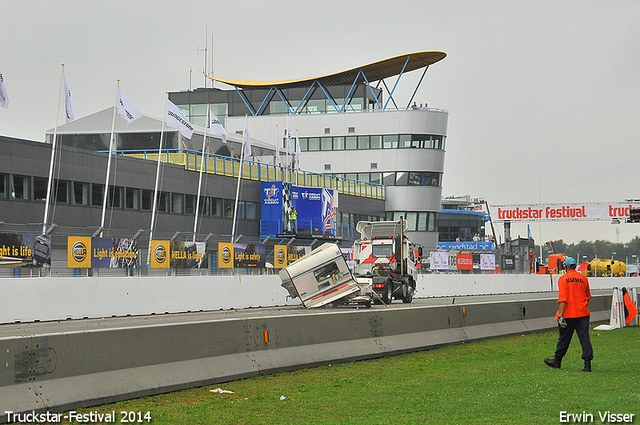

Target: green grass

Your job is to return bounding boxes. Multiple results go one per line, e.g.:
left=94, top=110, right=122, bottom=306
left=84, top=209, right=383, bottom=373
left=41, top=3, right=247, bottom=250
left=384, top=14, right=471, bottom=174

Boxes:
left=50, top=327, right=640, bottom=425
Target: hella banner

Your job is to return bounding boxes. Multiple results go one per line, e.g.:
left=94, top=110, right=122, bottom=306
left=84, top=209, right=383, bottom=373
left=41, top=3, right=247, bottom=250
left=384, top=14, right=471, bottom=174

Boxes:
left=490, top=202, right=640, bottom=222
left=67, top=237, right=138, bottom=268
left=0, top=233, right=51, bottom=267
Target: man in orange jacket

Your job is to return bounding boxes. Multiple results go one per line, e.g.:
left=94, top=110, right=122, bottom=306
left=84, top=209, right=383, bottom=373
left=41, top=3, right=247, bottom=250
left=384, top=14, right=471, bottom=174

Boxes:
left=544, top=257, right=593, bottom=372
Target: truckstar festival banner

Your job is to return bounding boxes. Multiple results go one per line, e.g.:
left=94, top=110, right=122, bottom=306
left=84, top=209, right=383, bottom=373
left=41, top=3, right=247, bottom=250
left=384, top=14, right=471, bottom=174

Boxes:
left=261, top=182, right=337, bottom=236
left=1, top=233, right=51, bottom=267
left=490, top=202, right=640, bottom=222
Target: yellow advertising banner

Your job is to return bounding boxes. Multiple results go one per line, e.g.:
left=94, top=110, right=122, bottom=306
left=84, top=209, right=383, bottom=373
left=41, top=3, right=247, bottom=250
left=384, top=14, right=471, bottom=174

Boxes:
left=274, top=245, right=287, bottom=268
left=67, top=236, right=92, bottom=268
left=218, top=242, right=234, bottom=268
left=150, top=240, right=170, bottom=269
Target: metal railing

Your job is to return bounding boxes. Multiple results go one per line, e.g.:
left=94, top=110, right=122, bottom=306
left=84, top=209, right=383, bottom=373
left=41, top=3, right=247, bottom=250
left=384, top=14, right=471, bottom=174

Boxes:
left=114, top=149, right=386, bottom=200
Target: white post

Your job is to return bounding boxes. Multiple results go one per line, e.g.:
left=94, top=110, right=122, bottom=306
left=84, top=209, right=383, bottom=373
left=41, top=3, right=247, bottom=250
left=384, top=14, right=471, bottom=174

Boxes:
left=99, top=81, right=121, bottom=237
left=193, top=104, right=210, bottom=242
left=42, top=65, right=66, bottom=235
left=147, top=94, right=168, bottom=265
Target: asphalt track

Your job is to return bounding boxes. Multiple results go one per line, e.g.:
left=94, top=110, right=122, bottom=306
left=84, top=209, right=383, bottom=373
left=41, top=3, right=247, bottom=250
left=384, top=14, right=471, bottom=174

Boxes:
left=2, top=291, right=605, bottom=338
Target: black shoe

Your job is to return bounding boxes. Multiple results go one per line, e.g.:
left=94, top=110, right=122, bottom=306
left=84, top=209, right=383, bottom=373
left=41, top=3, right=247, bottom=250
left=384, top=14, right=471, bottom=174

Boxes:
left=582, top=360, right=591, bottom=372
left=544, top=357, right=561, bottom=369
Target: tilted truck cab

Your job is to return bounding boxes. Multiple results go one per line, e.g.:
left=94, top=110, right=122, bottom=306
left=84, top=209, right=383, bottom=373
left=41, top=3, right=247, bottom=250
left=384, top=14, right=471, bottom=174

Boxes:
left=353, top=218, right=420, bottom=304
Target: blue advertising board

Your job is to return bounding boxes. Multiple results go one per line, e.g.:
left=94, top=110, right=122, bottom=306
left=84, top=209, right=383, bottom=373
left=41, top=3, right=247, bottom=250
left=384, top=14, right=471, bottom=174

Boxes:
left=261, top=182, right=336, bottom=237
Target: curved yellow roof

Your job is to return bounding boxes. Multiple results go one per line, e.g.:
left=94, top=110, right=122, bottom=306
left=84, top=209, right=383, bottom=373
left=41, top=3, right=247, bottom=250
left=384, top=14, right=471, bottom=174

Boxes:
left=208, top=51, right=446, bottom=89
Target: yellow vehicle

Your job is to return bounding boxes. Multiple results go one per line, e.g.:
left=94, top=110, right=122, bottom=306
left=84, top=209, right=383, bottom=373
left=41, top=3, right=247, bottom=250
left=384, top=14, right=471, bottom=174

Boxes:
left=583, top=259, right=626, bottom=277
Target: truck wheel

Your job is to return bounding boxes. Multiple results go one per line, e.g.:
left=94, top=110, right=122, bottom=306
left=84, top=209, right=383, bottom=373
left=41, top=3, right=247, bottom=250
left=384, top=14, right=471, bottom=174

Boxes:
left=383, top=279, right=393, bottom=304
left=402, top=285, right=414, bottom=303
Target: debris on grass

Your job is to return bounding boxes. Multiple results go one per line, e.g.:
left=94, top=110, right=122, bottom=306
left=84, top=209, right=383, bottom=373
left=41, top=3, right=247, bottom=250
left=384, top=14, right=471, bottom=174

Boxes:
left=210, top=388, right=234, bottom=394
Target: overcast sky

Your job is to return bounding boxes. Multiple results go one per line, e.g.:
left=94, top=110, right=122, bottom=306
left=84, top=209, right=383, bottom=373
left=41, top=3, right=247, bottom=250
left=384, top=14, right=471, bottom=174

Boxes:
left=2, top=1, right=639, bottom=246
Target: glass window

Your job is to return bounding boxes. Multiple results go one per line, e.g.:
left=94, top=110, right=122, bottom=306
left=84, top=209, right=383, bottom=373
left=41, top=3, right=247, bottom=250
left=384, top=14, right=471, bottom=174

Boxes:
left=237, top=201, right=245, bottom=220
left=357, top=173, right=370, bottom=182
left=157, top=191, right=169, bottom=212
left=372, top=244, right=393, bottom=258
left=333, top=137, right=345, bottom=150
left=408, top=172, right=421, bottom=186
left=141, top=189, right=152, bottom=211
left=433, top=136, right=442, bottom=150
left=109, top=186, right=124, bottom=209
left=55, top=180, right=71, bottom=204
left=172, top=193, right=183, bottom=214
left=92, top=184, right=104, bottom=207
left=395, top=172, right=408, bottom=186
left=33, top=177, right=47, bottom=201
left=223, top=199, right=234, bottom=217
left=345, top=136, right=357, bottom=150
left=198, top=196, right=209, bottom=216
left=0, top=173, right=6, bottom=198
left=125, top=187, right=139, bottom=209
left=345, top=173, right=357, bottom=181
left=357, top=136, right=370, bottom=150
left=185, top=194, right=196, bottom=214
left=308, top=137, right=320, bottom=151
left=399, top=135, right=412, bottom=148
left=370, top=172, right=382, bottom=185
left=75, top=182, right=90, bottom=206
left=429, top=212, right=437, bottom=232
left=298, top=137, right=308, bottom=152
left=422, top=172, right=440, bottom=186
left=246, top=202, right=257, bottom=220
left=383, top=172, right=396, bottom=186
left=12, top=175, right=30, bottom=200
left=417, top=213, right=428, bottom=231
left=321, top=137, right=332, bottom=151
left=393, top=212, right=405, bottom=221
left=370, top=135, right=382, bottom=149
left=383, top=135, right=398, bottom=149
left=406, top=212, right=418, bottom=231
left=212, top=197, right=223, bottom=217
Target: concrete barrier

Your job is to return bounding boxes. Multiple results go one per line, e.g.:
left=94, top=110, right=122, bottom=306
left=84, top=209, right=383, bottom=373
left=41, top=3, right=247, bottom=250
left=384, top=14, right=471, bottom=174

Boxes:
left=1, top=273, right=633, bottom=324
left=0, top=293, right=612, bottom=423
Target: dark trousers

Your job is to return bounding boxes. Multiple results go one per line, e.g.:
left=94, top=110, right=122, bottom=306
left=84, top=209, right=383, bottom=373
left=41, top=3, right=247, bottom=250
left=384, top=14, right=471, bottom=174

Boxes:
left=555, top=316, right=593, bottom=360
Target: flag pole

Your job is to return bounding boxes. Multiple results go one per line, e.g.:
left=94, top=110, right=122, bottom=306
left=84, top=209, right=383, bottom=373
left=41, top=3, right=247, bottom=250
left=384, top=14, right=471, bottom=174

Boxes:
left=99, top=80, right=121, bottom=237
left=275, top=123, right=280, bottom=181
left=147, top=93, right=168, bottom=266
left=295, top=128, right=300, bottom=170
left=42, top=65, right=66, bottom=235
left=193, top=104, right=210, bottom=242
left=231, top=114, right=248, bottom=243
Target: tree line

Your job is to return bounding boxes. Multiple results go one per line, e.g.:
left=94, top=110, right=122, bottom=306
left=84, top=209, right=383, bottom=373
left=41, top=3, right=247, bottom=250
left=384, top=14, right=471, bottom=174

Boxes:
left=535, top=236, right=640, bottom=265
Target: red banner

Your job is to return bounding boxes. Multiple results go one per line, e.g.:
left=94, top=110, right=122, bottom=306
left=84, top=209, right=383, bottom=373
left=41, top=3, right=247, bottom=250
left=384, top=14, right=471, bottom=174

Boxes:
left=457, top=253, right=473, bottom=270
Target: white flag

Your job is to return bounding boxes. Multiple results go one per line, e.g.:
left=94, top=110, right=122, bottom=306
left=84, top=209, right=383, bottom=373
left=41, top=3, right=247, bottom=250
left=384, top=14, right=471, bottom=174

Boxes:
left=209, top=110, right=227, bottom=143
left=63, top=73, right=74, bottom=123
left=117, top=88, right=142, bottom=124
left=296, top=131, right=301, bottom=169
left=167, top=100, right=194, bottom=139
left=243, top=120, right=252, bottom=158
left=0, top=68, right=8, bottom=109
left=286, top=116, right=292, bottom=154
left=275, top=126, right=281, bottom=166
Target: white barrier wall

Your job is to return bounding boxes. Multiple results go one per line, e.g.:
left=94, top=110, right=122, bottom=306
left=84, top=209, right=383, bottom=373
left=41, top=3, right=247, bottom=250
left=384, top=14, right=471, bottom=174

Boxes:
left=2, top=273, right=638, bottom=324
left=416, top=273, right=554, bottom=297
